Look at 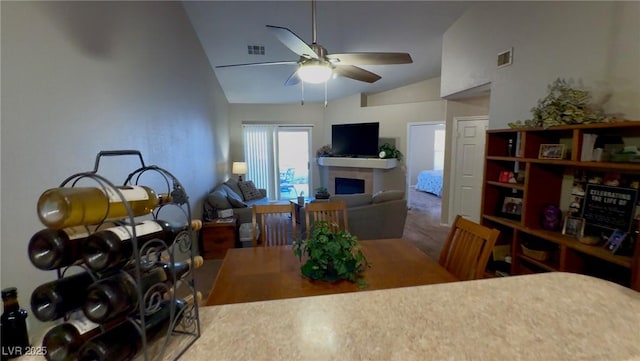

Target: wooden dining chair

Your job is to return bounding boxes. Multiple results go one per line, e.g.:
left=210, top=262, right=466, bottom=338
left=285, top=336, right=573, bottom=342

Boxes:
left=252, top=203, right=297, bottom=247
left=304, top=200, right=349, bottom=237
left=438, top=215, right=500, bottom=281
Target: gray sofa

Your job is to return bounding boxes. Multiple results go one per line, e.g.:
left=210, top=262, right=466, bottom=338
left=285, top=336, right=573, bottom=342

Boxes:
left=205, top=178, right=270, bottom=223
left=300, top=190, right=408, bottom=240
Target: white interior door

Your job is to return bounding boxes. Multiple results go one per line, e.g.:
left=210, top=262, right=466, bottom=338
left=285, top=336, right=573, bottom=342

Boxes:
left=451, top=116, right=488, bottom=222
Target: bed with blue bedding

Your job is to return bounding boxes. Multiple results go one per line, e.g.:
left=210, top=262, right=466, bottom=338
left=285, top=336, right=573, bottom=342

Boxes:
left=416, top=169, right=443, bottom=197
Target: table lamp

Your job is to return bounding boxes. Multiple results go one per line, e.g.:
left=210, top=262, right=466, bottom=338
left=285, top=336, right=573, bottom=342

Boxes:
left=232, top=162, right=248, bottom=181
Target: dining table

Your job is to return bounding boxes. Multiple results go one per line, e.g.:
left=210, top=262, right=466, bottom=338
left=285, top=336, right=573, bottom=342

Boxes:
left=205, top=238, right=459, bottom=306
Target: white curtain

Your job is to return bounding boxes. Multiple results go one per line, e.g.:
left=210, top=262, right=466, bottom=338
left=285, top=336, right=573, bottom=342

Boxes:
left=243, top=125, right=277, bottom=197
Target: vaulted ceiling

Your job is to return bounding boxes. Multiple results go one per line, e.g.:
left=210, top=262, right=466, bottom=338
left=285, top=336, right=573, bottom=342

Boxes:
left=183, top=1, right=472, bottom=104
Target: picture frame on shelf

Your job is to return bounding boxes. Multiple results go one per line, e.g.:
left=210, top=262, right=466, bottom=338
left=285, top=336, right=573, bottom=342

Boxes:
left=603, top=230, right=628, bottom=254
left=539, top=144, right=565, bottom=160
left=499, top=195, right=523, bottom=220
left=562, top=216, right=585, bottom=237
left=582, top=184, right=637, bottom=234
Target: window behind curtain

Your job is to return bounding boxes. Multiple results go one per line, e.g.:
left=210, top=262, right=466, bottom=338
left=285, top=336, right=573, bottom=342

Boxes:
left=434, top=129, right=445, bottom=170
left=243, top=125, right=276, bottom=197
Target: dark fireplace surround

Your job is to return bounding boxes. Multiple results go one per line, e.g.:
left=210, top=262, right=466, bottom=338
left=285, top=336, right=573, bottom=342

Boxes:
left=335, top=177, right=365, bottom=195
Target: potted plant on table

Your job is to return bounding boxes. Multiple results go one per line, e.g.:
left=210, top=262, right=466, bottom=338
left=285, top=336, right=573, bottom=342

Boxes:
left=314, top=186, right=330, bottom=200
left=293, top=221, right=370, bottom=287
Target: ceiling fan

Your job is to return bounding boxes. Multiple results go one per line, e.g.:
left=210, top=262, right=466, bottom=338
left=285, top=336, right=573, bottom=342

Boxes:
left=215, top=0, right=413, bottom=86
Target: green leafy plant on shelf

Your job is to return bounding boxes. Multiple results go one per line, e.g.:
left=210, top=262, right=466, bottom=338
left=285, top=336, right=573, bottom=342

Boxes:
left=508, top=78, right=613, bottom=129
left=378, top=143, right=403, bottom=160
left=293, top=221, right=370, bottom=287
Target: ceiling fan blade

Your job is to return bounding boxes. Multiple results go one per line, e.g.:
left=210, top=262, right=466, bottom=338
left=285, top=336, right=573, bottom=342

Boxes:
left=216, top=60, right=297, bottom=69
left=327, top=53, right=413, bottom=66
left=284, top=70, right=301, bottom=86
left=333, top=65, right=381, bottom=83
left=266, top=25, right=318, bottom=59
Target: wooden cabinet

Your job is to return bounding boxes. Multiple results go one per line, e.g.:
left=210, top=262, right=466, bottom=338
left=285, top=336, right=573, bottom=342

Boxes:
left=200, top=217, right=240, bottom=259
left=482, top=121, right=640, bottom=291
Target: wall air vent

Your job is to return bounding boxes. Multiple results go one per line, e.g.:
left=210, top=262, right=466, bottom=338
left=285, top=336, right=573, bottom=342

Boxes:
left=248, top=45, right=265, bottom=55
left=497, top=47, right=513, bottom=68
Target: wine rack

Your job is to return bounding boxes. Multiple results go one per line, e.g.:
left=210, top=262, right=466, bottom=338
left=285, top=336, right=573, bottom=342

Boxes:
left=31, top=150, right=200, bottom=361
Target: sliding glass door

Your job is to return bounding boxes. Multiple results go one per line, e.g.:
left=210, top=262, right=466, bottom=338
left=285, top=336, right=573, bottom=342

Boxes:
left=243, top=125, right=311, bottom=200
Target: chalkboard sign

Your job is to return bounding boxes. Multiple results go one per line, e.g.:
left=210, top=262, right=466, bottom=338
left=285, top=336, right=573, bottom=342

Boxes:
left=582, top=184, right=637, bottom=232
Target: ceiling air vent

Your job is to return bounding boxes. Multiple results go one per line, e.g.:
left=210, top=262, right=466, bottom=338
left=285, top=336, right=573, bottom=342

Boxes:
left=248, top=45, right=265, bottom=55
left=497, top=47, right=513, bottom=68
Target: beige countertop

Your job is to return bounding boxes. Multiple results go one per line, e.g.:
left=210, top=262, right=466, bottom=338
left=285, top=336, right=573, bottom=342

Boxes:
left=183, top=272, right=640, bottom=361
left=18, top=272, right=640, bottom=360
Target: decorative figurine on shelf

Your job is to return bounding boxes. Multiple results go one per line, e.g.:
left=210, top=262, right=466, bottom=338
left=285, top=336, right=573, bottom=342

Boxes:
left=541, top=204, right=562, bottom=231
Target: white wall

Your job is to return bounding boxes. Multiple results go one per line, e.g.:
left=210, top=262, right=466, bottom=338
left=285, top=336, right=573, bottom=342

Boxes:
left=322, top=93, right=446, bottom=192
left=1, top=1, right=228, bottom=339
left=441, top=1, right=640, bottom=128
left=229, top=86, right=447, bottom=193
left=366, top=77, right=443, bottom=106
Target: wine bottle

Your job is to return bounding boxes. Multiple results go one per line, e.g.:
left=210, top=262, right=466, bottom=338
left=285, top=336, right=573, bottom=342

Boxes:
left=42, top=314, right=102, bottom=361
left=82, top=220, right=202, bottom=271
left=42, top=292, right=201, bottom=361
left=30, top=272, right=94, bottom=322
left=37, top=185, right=172, bottom=229
left=77, top=298, right=189, bottom=361
left=28, top=223, right=117, bottom=270
left=82, top=258, right=198, bottom=323
left=1, top=288, right=30, bottom=360
left=159, top=255, right=204, bottom=284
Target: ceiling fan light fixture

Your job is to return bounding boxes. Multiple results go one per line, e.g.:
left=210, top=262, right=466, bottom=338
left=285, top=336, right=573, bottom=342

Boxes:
left=297, top=63, right=332, bottom=84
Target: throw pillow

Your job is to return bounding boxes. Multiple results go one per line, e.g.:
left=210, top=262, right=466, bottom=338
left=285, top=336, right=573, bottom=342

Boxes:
left=238, top=181, right=263, bottom=201
left=222, top=184, right=247, bottom=208
left=207, top=189, right=232, bottom=210
left=224, top=178, right=243, bottom=200
left=372, top=190, right=405, bottom=204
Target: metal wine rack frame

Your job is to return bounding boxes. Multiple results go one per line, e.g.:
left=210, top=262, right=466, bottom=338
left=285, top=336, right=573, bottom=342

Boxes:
left=49, top=150, right=200, bottom=360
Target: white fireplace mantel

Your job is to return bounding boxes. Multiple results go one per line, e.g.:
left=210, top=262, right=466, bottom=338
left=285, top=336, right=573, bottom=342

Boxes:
left=317, top=157, right=398, bottom=169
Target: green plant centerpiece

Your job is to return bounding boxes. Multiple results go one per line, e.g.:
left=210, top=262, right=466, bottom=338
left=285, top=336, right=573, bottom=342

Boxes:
left=292, top=221, right=370, bottom=286
left=378, top=143, right=403, bottom=160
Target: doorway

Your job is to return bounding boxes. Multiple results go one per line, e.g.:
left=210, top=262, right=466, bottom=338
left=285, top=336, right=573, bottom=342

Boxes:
left=449, top=116, right=488, bottom=223
left=406, top=122, right=446, bottom=215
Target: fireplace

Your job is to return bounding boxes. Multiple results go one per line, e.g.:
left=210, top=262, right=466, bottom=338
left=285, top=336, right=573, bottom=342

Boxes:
left=335, top=177, right=365, bottom=194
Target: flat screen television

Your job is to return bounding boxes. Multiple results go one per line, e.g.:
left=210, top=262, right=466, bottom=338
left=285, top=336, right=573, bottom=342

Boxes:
left=332, top=122, right=379, bottom=157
